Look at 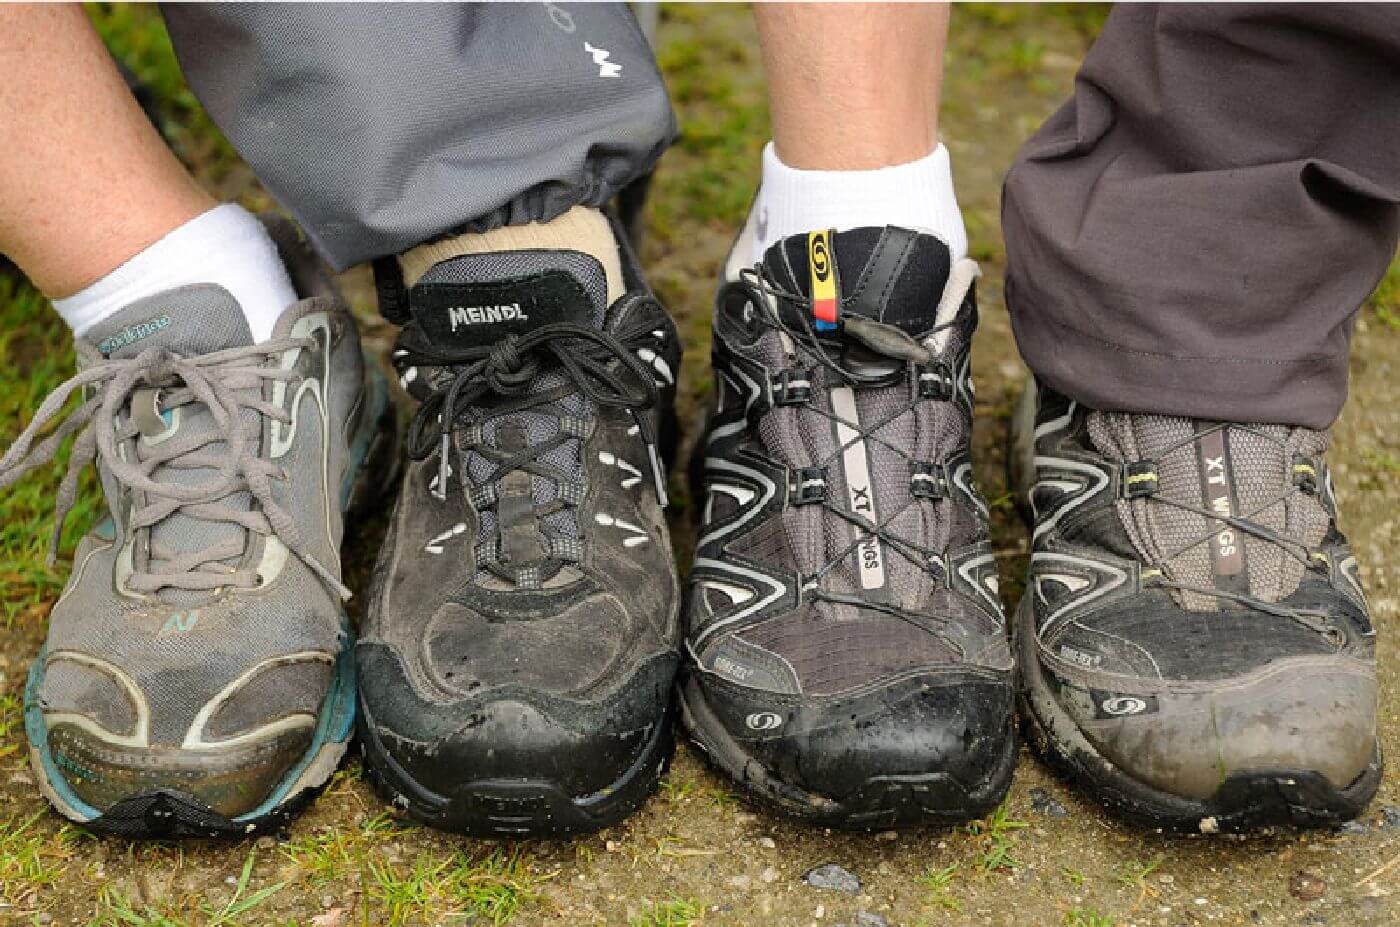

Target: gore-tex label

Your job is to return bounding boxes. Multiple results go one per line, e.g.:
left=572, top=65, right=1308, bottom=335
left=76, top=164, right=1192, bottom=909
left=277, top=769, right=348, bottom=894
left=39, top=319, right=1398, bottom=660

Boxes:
left=1195, top=426, right=1248, bottom=592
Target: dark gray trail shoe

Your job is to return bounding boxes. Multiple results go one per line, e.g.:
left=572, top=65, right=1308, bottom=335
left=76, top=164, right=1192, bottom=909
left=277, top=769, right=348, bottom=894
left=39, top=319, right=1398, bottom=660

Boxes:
left=682, top=227, right=1016, bottom=829
left=6, top=220, right=397, bottom=837
left=1011, top=381, right=1381, bottom=831
left=359, top=231, right=682, bottom=836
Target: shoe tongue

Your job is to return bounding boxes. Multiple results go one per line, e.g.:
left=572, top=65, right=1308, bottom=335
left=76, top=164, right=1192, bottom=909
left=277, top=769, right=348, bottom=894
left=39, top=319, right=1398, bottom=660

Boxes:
left=406, top=249, right=608, bottom=350
left=85, top=285, right=258, bottom=603
left=1088, top=413, right=1332, bottom=611
left=87, top=284, right=253, bottom=358
left=761, top=226, right=951, bottom=337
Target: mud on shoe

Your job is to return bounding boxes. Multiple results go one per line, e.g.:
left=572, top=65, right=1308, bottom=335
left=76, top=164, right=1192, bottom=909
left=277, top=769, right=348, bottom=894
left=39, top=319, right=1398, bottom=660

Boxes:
left=682, top=227, right=1017, bottom=829
left=7, top=219, right=397, bottom=837
left=1011, top=381, right=1381, bottom=831
left=359, top=225, right=682, bottom=836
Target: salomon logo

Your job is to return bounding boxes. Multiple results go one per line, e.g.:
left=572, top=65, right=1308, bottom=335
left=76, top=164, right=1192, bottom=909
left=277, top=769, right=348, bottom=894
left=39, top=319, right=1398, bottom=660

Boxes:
left=745, top=712, right=783, bottom=731
left=448, top=304, right=529, bottom=331
left=1101, top=696, right=1148, bottom=716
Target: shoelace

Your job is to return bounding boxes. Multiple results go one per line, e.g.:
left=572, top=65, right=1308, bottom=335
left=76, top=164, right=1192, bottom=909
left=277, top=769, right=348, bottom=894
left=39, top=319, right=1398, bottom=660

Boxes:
left=399, top=320, right=664, bottom=561
left=0, top=339, right=349, bottom=598
left=737, top=265, right=963, bottom=600
left=1123, top=421, right=1337, bottom=635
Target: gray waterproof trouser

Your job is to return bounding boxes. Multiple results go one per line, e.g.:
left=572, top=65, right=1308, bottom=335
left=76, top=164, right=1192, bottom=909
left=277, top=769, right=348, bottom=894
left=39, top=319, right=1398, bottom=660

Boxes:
left=161, top=2, right=675, bottom=271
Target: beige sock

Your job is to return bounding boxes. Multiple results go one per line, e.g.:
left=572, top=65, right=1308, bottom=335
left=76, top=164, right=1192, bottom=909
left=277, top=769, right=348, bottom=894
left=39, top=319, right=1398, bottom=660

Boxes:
left=397, top=206, right=624, bottom=305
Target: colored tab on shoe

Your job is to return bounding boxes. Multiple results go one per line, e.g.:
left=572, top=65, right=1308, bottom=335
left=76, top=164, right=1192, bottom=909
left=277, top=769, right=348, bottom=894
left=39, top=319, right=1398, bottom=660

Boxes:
left=762, top=226, right=952, bottom=337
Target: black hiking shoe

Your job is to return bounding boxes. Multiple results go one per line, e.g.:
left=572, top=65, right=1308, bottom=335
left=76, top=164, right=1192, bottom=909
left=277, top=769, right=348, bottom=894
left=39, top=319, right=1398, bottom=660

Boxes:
left=681, top=227, right=1017, bottom=829
left=1010, top=380, right=1381, bottom=832
left=359, top=226, right=682, bottom=836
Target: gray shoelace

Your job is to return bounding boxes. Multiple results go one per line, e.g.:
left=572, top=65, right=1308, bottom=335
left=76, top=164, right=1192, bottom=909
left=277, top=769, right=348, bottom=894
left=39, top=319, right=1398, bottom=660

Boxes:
left=0, top=338, right=348, bottom=598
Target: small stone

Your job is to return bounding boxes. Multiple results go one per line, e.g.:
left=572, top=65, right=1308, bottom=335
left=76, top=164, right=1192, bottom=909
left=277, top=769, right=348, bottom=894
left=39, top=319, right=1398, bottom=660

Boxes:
left=35, top=915, right=53, bottom=926
left=803, top=863, right=861, bottom=894
left=1198, top=816, right=1219, bottom=834
left=1331, top=820, right=1367, bottom=837
left=1290, top=871, right=1327, bottom=902
left=605, top=840, right=620, bottom=851
left=758, top=837, right=776, bottom=849
left=852, top=914, right=889, bottom=927
left=1380, top=805, right=1400, bottom=829
left=726, top=875, right=752, bottom=891
left=1028, top=787, right=1069, bottom=818
left=875, top=830, right=897, bottom=841
left=761, top=866, right=779, bottom=884
left=814, top=904, right=825, bottom=918
left=255, top=836, right=276, bottom=850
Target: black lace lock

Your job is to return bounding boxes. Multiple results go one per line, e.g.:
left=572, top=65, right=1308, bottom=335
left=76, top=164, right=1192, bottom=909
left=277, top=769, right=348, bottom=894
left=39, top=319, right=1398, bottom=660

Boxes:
left=916, top=363, right=954, bottom=401
left=1123, top=460, right=1159, bottom=498
left=911, top=461, right=948, bottom=499
left=1292, top=455, right=1320, bottom=494
left=790, top=466, right=827, bottom=505
left=769, top=368, right=813, bottom=406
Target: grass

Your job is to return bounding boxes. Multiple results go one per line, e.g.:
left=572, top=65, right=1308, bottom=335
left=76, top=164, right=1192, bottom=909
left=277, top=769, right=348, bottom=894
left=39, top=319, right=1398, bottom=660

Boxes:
left=965, top=800, right=1028, bottom=873
left=917, top=863, right=963, bottom=913
left=91, top=851, right=285, bottom=927
left=630, top=898, right=705, bottom=927
left=366, top=847, right=543, bottom=927
left=1064, top=909, right=1115, bottom=927
left=0, top=809, right=80, bottom=908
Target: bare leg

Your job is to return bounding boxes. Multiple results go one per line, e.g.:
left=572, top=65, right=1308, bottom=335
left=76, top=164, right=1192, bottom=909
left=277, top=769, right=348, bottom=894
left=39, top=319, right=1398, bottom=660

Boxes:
left=0, top=4, right=213, bottom=297
left=756, top=2, right=949, bottom=170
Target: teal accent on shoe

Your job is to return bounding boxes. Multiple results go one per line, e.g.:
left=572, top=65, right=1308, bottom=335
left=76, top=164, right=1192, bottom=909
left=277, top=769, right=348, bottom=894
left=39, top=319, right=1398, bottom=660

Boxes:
left=341, top=365, right=391, bottom=511
left=235, top=623, right=358, bottom=822
left=24, top=648, right=101, bottom=823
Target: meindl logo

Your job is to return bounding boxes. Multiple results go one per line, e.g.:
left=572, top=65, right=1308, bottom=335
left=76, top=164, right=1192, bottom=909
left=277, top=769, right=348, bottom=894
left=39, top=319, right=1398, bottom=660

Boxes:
left=448, top=303, right=530, bottom=331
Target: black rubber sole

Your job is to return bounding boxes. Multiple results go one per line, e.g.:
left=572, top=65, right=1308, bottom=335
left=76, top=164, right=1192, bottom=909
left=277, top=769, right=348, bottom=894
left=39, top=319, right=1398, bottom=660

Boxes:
left=679, top=674, right=1018, bottom=830
left=357, top=700, right=675, bottom=837
left=1013, top=598, right=1383, bottom=833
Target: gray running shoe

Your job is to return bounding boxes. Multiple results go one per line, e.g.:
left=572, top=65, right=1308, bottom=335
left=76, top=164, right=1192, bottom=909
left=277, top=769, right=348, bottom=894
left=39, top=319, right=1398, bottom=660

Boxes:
left=682, top=226, right=1017, bottom=829
left=358, top=228, right=682, bottom=836
left=1012, top=380, right=1381, bottom=831
left=6, top=220, right=397, bottom=837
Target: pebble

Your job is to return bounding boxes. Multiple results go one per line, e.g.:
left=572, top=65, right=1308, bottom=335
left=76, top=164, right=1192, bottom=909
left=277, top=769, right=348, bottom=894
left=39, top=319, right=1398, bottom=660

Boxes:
left=803, top=863, right=861, bottom=894
left=255, top=836, right=276, bottom=850
left=726, top=875, right=752, bottom=891
left=761, top=866, right=779, bottom=884
left=1380, top=805, right=1400, bottom=829
left=36, top=915, right=52, bottom=926
left=1331, top=820, right=1367, bottom=837
left=844, top=914, right=889, bottom=927
left=1028, top=787, right=1069, bottom=818
left=1289, top=871, right=1327, bottom=902
left=758, top=837, right=776, bottom=849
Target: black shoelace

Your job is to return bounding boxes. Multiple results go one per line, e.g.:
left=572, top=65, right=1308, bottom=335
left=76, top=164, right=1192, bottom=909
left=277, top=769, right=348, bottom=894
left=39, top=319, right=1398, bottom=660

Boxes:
left=398, top=321, right=665, bottom=565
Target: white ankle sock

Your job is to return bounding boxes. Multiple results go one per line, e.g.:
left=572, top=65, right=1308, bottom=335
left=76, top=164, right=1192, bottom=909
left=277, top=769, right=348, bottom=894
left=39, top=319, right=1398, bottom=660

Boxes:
left=750, top=142, right=968, bottom=265
left=52, top=203, right=297, bottom=342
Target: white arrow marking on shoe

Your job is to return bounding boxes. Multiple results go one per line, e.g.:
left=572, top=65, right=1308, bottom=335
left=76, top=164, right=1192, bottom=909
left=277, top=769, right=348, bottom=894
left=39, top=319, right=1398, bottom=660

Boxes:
left=598, top=451, right=643, bottom=488
left=636, top=347, right=674, bottom=385
left=594, top=512, right=649, bottom=547
left=425, top=523, right=468, bottom=554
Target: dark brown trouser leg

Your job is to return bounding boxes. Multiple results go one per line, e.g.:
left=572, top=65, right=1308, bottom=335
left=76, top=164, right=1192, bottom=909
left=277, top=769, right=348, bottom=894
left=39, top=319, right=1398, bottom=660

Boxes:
left=1003, top=4, right=1400, bottom=429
